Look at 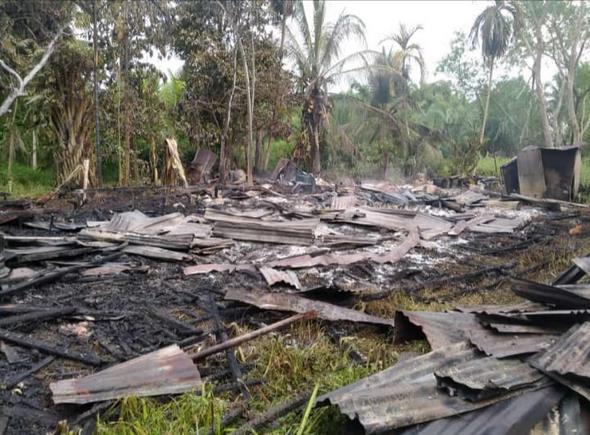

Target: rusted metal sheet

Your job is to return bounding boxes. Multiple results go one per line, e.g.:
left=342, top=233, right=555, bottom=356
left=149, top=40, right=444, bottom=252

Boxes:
left=400, top=386, right=564, bottom=435
left=319, top=342, right=532, bottom=433
left=268, top=229, right=419, bottom=269
left=531, top=393, right=590, bottom=435
left=470, top=216, right=527, bottom=234
left=533, top=322, right=590, bottom=380
left=468, top=327, right=557, bottom=358
left=79, top=211, right=213, bottom=250
left=122, top=245, right=193, bottom=262
left=183, top=263, right=256, bottom=276
left=517, top=147, right=546, bottom=198
left=511, top=278, right=590, bottom=309
left=259, top=267, right=301, bottom=289
left=330, top=195, right=356, bottom=210
left=224, top=288, right=394, bottom=327
left=327, top=207, right=451, bottom=240
left=205, top=210, right=319, bottom=245
left=394, top=311, right=479, bottom=349
left=50, top=345, right=202, bottom=404
left=434, top=356, right=544, bottom=401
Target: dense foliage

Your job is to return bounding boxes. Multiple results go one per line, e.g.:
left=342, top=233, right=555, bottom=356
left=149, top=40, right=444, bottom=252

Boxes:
left=1, top=0, right=590, bottom=192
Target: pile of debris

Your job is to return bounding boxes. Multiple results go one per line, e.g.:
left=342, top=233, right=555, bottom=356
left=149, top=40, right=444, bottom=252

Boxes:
left=0, top=177, right=589, bottom=433
left=320, top=258, right=590, bottom=433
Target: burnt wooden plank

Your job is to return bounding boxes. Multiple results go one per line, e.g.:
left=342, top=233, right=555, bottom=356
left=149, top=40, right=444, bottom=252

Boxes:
left=0, top=329, right=102, bottom=366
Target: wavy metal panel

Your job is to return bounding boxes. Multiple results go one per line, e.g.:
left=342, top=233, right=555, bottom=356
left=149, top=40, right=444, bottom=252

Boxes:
left=319, top=342, right=539, bottom=433
left=50, top=345, right=202, bottom=404
left=533, top=322, right=590, bottom=379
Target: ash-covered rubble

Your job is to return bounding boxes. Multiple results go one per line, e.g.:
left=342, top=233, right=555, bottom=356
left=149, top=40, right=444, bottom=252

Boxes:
left=0, top=176, right=588, bottom=434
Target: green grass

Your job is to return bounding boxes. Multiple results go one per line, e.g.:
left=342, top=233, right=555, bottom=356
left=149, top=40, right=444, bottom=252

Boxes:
left=94, top=321, right=428, bottom=435
left=0, top=162, right=54, bottom=197
left=475, top=154, right=511, bottom=178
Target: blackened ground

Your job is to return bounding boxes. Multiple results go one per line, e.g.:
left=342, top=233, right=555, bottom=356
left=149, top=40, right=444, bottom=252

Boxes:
left=1, top=190, right=589, bottom=434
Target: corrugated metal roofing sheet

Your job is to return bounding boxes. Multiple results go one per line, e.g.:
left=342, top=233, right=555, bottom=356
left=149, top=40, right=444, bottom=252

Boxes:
left=434, top=356, right=544, bottom=401
left=224, top=287, right=394, bottom=327
left=394, top=311, right=479, bottom=348
left=530, top=393, right=590, bottom=435
left=511, top=278, right=590, bottom=309
left=533, top=322, right=590, bottom=379
left=468, top=327, right=557, bottom=358
left=399, top=386, right=564, bottom=435
left=50, top=345, right=202, bottom=404
left=319, top=342, right=539, bottom=433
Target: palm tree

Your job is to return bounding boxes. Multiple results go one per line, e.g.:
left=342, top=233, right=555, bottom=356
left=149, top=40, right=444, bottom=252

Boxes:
left=380, top=24, right=425, bottom=87
left=470, top=0, right=519, bottom=145
left=285, top=0, right=365, bottom=174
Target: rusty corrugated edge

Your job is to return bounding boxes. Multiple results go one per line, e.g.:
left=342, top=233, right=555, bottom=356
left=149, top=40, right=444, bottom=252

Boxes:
left=399, top=385, right=564, bottom=435
left=532, top=322, right=590, bottom=379
left=511, top=278, right=590, bottom=309
left=50, top=345, right=201, bottom=404
left=434, top=355, right=544, bottom=400
left=318, top=342, right=542, bottom=433
left=225, top=287, right=394, bottom=327
left=259, top=266, right=301, bottom=289
left=394, top=311, right=480, bottom=349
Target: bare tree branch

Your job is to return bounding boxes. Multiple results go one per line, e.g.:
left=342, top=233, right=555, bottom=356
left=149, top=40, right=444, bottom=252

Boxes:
left=0, top=26, right=64, bottom=118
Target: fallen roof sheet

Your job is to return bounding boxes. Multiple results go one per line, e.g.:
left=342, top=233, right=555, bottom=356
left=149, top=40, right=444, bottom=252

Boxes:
left=530, top=393, right=590, bottom=435
left=394, top=311, right=479, bottom=349
left=122, top=245, right=194, bottom=262
left=467, top=327, right=557, bottom=358
left=183, top=263, right=256, bottom=275
left=434, top=356, right=544, bottom=401
left=330, top=195, right=356, bottom=210
left=205, top=210, right=319, bottom=245
left=268, top=229, right=419, bottom=269
left=511, top=278, right=590, bottom=309
left=224, top=288, right=394, bottom=327
left=399, top=385, right=564, bottom=435
left=318, top=342, right=534, bottom=433
left=332, top=207, right=452, bottom=240
left=532, top=322, right=590, bottom=379
left=259, top=267, right=301, bottom=289
left=50, top=345, right=201, bottom=404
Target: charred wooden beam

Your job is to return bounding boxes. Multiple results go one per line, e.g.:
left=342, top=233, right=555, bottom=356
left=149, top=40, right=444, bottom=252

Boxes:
left=188, top=312, right=315, bottom=361
left=0, top=329, right=102, bottom=366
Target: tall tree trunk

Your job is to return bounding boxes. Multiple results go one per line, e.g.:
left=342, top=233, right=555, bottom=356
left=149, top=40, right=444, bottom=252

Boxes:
left=220, top=47, right=238, bottom=184
left=311, top=87, right=322, bottom=174
left=533, top=28, right=553, bottom=148
left=237, top=36, right=254, bottom=186
left=7, top=102, right=17, bottom=193
left=255, top=129, right=264, bottom=173
left=121, top=0, right=131, bottom=185
left=566, top=7, right=584, bottom=145
left=92, top=0, right=102, bottom=185
left=150, top=135, right=158, bottom=184
left=31, top=130, right=37, bottom=169
left=480, top=58, right=494, bottom=145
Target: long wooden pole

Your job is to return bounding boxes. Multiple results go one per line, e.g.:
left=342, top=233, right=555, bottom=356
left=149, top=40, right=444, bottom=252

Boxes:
left=189, top=311, right=316, bottom=361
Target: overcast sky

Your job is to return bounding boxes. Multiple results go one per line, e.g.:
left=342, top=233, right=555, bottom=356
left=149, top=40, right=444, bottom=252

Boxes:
left=318, top=0, right=490, bottom=89
left=156, top=1, right=491, bottom=88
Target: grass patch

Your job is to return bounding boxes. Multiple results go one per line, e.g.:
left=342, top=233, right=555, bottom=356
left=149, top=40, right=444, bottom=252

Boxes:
left=0, top=162, right=54, bottom=197
left=475, top=154, right=511, bottom=177
left=96, top=386, right=227, bottom=435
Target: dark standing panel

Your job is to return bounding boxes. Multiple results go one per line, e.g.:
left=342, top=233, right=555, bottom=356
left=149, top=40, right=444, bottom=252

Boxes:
left=540, top=146, right=581, bottom=201
left=501, top=158, right=519, bottom=194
